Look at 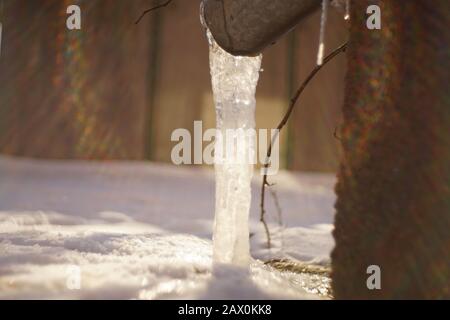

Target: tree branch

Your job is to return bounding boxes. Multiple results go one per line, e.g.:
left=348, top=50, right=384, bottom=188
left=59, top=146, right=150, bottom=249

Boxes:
left=260, top=41, right=348, bottom=249
left=135, top=0, right=173, bottom=25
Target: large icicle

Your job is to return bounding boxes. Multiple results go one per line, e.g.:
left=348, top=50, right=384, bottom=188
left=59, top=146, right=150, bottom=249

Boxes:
left=207, top=30, right=262, bottom=268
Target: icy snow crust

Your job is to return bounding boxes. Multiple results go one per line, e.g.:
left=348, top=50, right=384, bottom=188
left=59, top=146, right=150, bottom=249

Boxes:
left=0, top=156, right=335, bottom=299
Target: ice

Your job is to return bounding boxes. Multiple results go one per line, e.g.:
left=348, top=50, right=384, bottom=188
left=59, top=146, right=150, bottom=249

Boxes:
left=317, top=0, right=329, bottom=66
left=345, top=0, right=350, bottom=20
left=0, top=22, right=3, bottom=56
left=207, top=30, right=262, bottom=268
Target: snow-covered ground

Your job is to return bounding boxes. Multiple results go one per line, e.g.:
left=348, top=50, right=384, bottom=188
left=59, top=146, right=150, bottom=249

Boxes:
left=0, top=156, right=336, bottom=299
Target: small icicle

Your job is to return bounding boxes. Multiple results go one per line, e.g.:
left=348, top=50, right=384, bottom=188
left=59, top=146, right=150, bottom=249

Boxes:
left=317, top=0, right=329, bottom=66
left=0, top=0, right=3, bottom=57
left=344, top=0, right=350, bottom=20
left=0, top=22, right=3, bottom=57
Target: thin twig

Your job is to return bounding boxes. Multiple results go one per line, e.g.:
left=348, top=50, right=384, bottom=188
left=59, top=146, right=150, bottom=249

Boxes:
left=269, top=187, right=283, bottom=227
left=260, top=41, right=348, bottom=249
left=135, top=0, right=173, bottom=25
left=269, top=187, right=285, bottom=253
left=333, top=125, right=342, bottom=141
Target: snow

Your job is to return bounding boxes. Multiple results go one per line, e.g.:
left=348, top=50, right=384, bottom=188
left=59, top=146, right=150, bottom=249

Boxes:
left=0, top=155, right=336, bottom=299
left=208, top=29, right=262, bottom=267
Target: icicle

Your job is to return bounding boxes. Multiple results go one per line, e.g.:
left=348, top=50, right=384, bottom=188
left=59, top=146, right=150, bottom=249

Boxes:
left=207, top=29, right=262, bottom=268
left=344, top=0, right=350, bottom=20
left=317, top=0, right=329, bottom=66
left=0, top=0, right=3, bottom=57
left=0, top=22, right=3, bottom=57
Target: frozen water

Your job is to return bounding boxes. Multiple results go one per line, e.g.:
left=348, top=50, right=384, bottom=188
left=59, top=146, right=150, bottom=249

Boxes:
left=0, top=22, right=3, bottom=56
left=317, top=0, right=329, bottom=66
left=207, top=30, right=262, bottom=268
left=345, top=0, right=350, bottom=20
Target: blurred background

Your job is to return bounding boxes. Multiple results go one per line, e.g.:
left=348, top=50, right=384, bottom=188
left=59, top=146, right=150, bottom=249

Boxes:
left=1, top=0, right=447, bottom=300
left=0, top=0, right=348, bottom=172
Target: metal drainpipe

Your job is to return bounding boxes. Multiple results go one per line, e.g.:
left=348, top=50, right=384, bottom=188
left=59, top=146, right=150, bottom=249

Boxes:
left=202, top=0, right=321, bottom=56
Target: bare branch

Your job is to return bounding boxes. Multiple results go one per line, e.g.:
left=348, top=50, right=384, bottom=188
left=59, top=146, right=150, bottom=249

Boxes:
left=333, top=125, right=342, bottom=141
left=269, top=187, right=283, bottom=227
left=135, top=0, right=173, bottom=25
left=260, top=41, right=348, bottom=249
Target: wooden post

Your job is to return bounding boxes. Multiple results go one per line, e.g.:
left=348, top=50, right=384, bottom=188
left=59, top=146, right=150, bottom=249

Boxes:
left=332, top=0, right=450, bottom=299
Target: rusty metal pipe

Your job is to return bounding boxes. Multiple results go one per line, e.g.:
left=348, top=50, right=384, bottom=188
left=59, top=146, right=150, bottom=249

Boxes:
left=202, top=0, right=321, bottom=56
